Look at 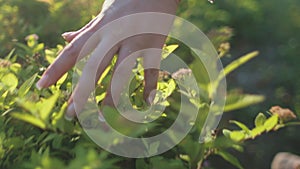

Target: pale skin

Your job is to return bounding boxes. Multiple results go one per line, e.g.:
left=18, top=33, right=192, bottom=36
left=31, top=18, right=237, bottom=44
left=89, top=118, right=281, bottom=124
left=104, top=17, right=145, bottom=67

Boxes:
left=36, top=0, right=180, bottom=120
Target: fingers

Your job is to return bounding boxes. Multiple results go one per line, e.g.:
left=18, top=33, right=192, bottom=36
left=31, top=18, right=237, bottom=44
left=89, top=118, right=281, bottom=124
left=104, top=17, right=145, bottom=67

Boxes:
left=36, top=19, right=103, bottom=89
left=62, top=32, right=80, bottom=43
left=62, top=15, right=101, bottom=42
left=143, top=49, right=163, bottom=105
left=66, top=39, right=119, bottom=118
left=102, top=45, right=140, bottom=107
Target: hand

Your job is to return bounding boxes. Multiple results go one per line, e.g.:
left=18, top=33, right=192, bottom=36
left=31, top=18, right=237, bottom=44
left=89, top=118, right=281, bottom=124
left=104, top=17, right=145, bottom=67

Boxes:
left=36, top=0, right=180, bottom=120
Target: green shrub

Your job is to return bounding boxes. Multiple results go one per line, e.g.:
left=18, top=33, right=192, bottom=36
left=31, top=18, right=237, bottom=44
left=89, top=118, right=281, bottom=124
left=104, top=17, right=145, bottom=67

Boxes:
left=0, top=31, right=298, bottom=169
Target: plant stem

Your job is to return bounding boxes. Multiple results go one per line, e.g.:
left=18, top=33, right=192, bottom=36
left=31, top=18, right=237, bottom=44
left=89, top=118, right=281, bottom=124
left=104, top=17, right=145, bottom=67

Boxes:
left=197, top=160, right=203, bottom=169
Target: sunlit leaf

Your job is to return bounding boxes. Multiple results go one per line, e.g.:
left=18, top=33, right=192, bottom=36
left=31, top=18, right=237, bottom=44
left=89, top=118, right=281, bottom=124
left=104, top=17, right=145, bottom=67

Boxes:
left=254, top=113, right=266, bottom=127
left=221, top=51, right=259, bottom=79
left=9, top=63, right=22, bottom=74
left=250, top=126, right=265, bottom=138
left=33, top=43, right=44, bottom=53
left=229, top=131, right=245, bottom=142
left=264, top=115, right=279, bottom=132
left=45, top=49, right=56, bottom=64
left=166, top=79, right=176, bottom=97
left=224, top=93, right=265, bottom=112
left=18, top=73, right=37, bottom=97
left=17, top=99, right=39, bottom=114
left=162, top=44, right=179, bottom=59
left=1, top=73, right=18, bottom=92
left=96, top=92, right=106, bottom=103
left=98, top=65, right=111, bottom=84
left=230, top=120, right=250, bottom=133
left=0, top=91, right=9, bottom=108
left=11, top=112, right=46, bottom=129
left=37, top=92, right=60, bottom=121
left=179, top=154, right=191, bottom=162
left=222, top=129, right=231, bottom=138
left=56, top=72, right=68, bottom=87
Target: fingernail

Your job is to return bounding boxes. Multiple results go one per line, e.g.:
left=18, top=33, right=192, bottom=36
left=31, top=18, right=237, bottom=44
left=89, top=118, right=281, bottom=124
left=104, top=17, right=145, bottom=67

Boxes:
left=61, top=32, right=70, bottom=39
left=36, top=75, right=49, bottom=90
left=65, top=104, right=75, bottom=121
left=62, top=32, right=74, bottom=41
left=98, top=111, right=106, bottom=122
left=148, top=96, right=154, bottom=105
left=64, top=113, right=74, bottom=121
left=147, top=91, right=156, bottom=105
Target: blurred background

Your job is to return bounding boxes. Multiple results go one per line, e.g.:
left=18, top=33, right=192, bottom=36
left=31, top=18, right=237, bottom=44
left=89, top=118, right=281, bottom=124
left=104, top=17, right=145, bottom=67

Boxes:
left=1, top=0, right=299, bottom=168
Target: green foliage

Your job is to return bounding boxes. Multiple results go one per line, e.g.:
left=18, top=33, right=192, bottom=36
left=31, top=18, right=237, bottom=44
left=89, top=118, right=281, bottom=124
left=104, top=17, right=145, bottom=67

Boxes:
left=216, top=151, right=243, bottom=169
left=222, top=111, right=296, bottom=142
left=0, top=0, right=102, bottom=53
left=220, top=51, right=259, bottom=79
left=0, top=32, right=275, bottom=169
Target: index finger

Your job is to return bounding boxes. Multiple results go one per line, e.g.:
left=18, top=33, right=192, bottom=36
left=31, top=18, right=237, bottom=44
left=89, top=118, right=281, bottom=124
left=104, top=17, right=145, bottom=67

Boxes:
left=36, top=23, right=102, bottom=89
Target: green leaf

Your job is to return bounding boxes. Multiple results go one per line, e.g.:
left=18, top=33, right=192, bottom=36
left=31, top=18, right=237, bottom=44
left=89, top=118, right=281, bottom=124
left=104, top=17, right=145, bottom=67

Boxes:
left=51, top=102, right=72, bottom=132
left=10, top=63, right=22, bottom=74
left=229, top=131, right=245, bottom=142
left=254, top=113, right=267, bottom=127
left=230, top=120, right=250, bottom=133
left=45, top=50, right=56, bottom=64
left=217, top=151, right=244, bottom=169
left=221, top=51, right=259, bottom=78
left=166, top=79, right=176, bottom=97
left=52, top=135, right=63, bottom=149
left=18, top=73, right=37, bottom=97
left=162, top=44, right=179, bottom=59
left=250, top=126, right=265, bottom=138
left=11, top=112, right=46, bottom=129
left=0, top=91, right=9, bottom=108
left=179, top=154, right=190, bottom=162
left=224, top=93, right=265, bottom=112
left=1, top=73, right=18, bottom=92
left=17, top=99, right=39, bottom=114
left=223, top=129, right=231, bottom=138
left=56, top=72, right=68, bottom=87
left=5, top=48, right=15, bottom=60
left=98, top=65, right=111, bottom=84
left=264, top=115, right=279, bottom=132
left=5, top=137, right=24, bottom=149
left=231, top=144, right=244, bottom=152
left=26, top=34, right=38, bottom=48
left=96, top=93, right=106, bottom=103
left=33, top=43, right=44, bottom=53
left=37, top=92, right=60, bottom=121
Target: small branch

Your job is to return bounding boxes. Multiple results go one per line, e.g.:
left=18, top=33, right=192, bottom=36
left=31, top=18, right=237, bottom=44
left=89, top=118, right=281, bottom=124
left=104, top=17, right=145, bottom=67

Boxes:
left=284, top=122, right=300, bottom=127
left=197, top=160, right=203, bottom=169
